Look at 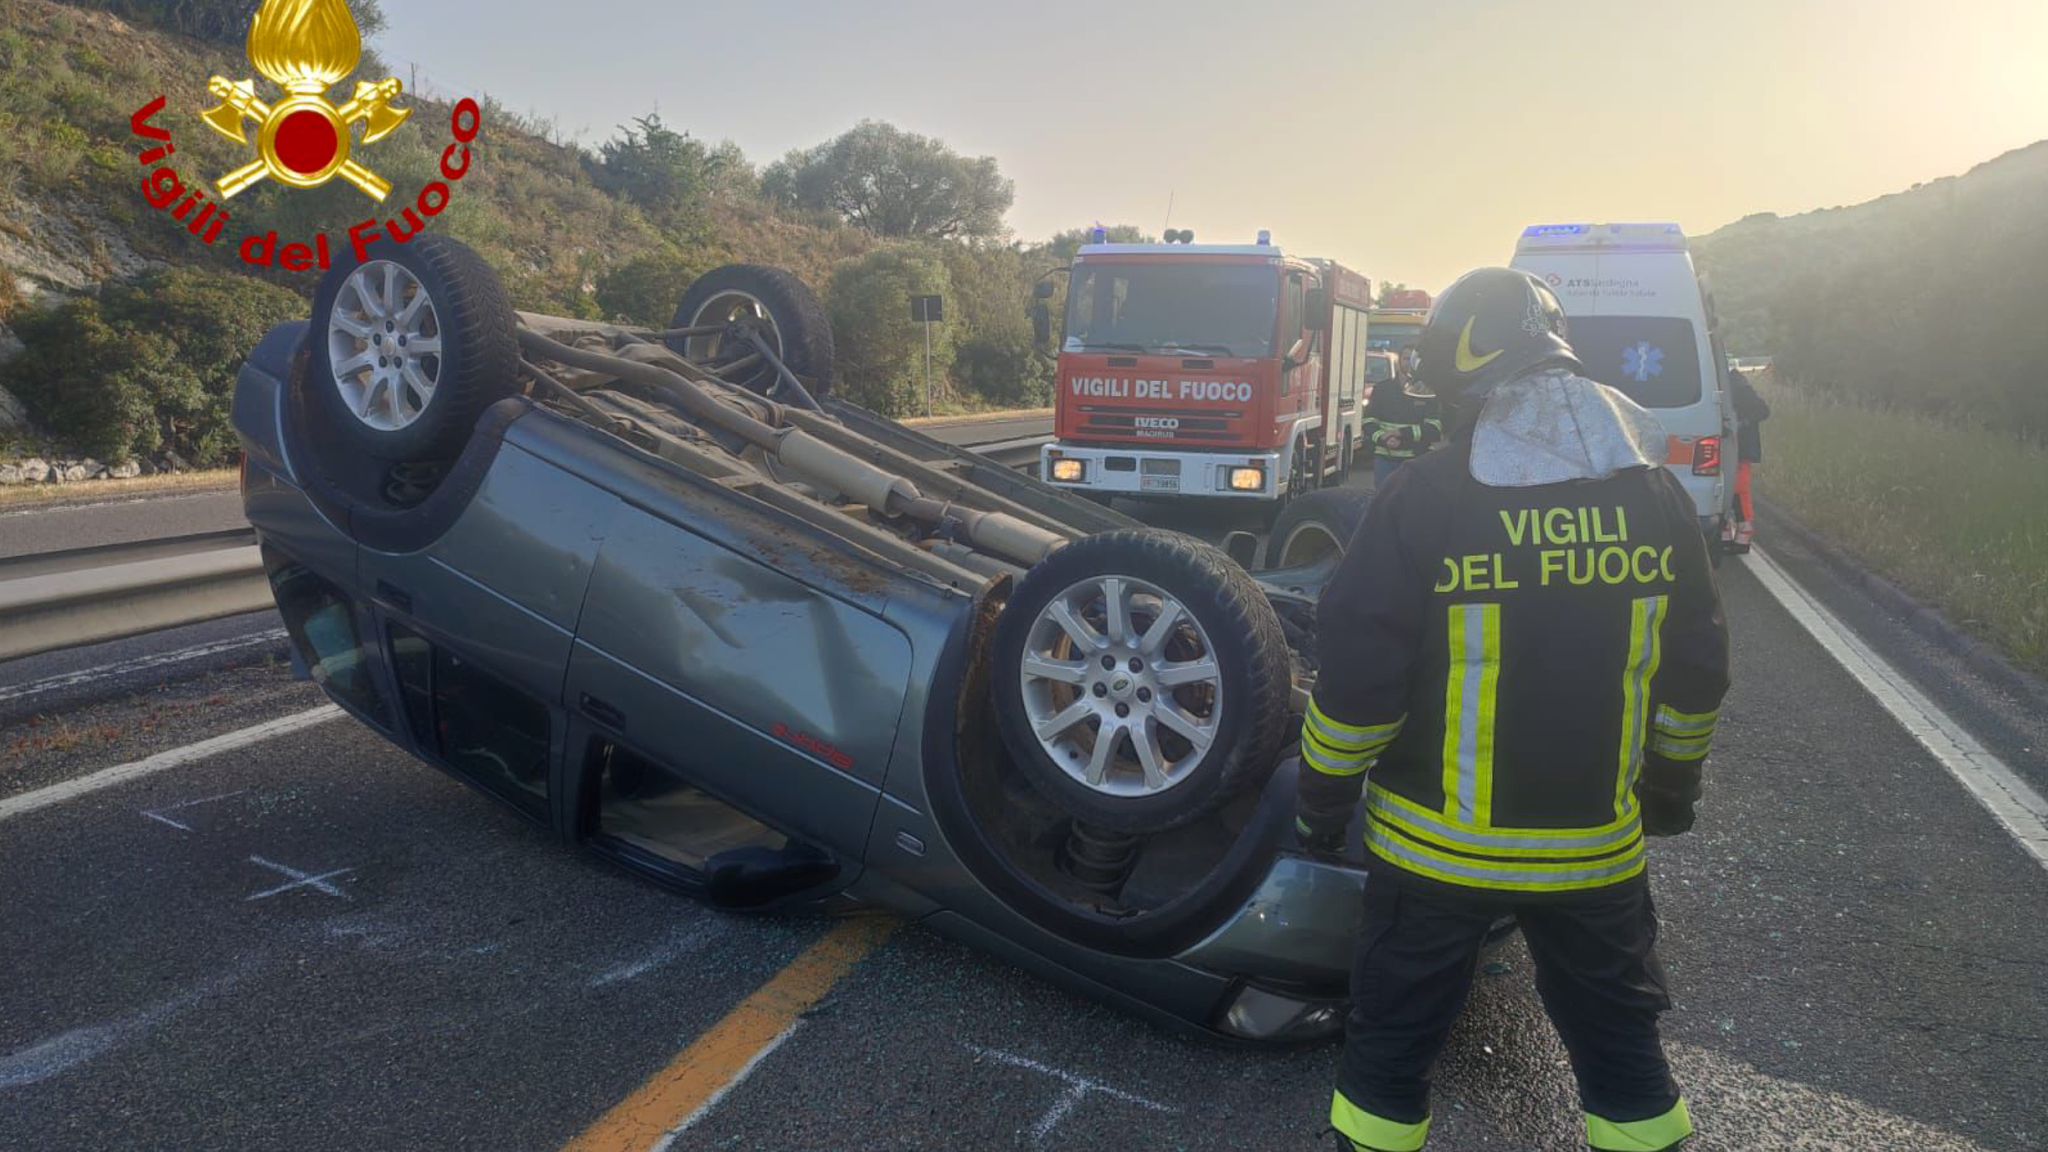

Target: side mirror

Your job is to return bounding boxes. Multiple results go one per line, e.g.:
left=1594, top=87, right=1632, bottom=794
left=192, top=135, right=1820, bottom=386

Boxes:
left=1033, top=280, right=1056, bottom=300
left=1304, top=288, right=1329, bottom=330
left=1221, top=530, right=1261, bottom=570
left=1284, top=335, right=1311, bottom=366
left=1031, top=303, right=1053, bottom=350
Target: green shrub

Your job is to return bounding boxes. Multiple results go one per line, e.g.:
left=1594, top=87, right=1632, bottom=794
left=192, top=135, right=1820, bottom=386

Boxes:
left=4, top=267, right=306, bottom=465
left=953, top=334, right=1051, bottom=409
left=594, top=249, right=712, bottom=327
left=827, top=247, right=953, bottom=416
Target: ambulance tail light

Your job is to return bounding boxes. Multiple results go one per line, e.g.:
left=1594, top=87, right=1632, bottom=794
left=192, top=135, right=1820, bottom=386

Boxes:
left=1691, top=437, right=1722, bottom=477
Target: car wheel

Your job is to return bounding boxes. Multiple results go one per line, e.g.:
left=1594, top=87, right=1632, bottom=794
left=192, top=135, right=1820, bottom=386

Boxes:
left=668, top=265, right=835, bottom=399
left=1264, top=486, right=1373, bottom=570
left=992, top=529, right=1293, bottom=834
left=308, top=234, right=520, bottom=463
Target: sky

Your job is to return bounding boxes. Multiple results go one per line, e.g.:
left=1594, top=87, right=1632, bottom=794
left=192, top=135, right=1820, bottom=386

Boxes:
left=375, top=0, right=2048, bottom=291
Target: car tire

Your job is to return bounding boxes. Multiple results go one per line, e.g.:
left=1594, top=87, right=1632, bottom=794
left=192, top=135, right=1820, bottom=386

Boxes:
left=1264, top=485, right=1373, bottom=570
left=668, top=265, right=835, bottom=399
left=992, top=529, right=1293, bottom=835
left=307, top=234, right=521, bottom=464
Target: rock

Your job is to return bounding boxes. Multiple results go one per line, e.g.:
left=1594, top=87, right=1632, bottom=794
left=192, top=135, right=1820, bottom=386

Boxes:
left=162, top=450, right=189, bottom=473
left=56, top=462, right=88, bottom=482
left=0, top=384, right=27, bottom=432
left=109, top=460, right=141, bottom=479
left=81, top=456, right=105, bottom=479
left=0, top=463, right=22, bottom=485
left=18, top=457, right=50, bottom=483
left=0, top=201, right=160, bottom=300
left=137, top=458, right=158, bottom=476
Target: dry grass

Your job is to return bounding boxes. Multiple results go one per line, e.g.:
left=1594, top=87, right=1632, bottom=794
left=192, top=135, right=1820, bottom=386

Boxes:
left=0, top=468, right=236, bottom=509
left=8, top=716, right=123, bottom=756
left=1759, top=377, right=2048, bottom=673
left=901, top=407, right=1053, bottom=429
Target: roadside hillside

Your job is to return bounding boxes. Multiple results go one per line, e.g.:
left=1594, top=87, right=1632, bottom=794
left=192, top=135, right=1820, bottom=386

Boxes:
left=0, top=0, right=1070, bottom=467
left=0, top=0, right=873, bottom=311
left=1694, top=140, right=2048, bottom=435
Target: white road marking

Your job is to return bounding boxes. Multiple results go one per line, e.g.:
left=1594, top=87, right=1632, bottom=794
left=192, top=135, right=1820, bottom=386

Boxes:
left=1742, top=548, right=2048, bottom=870
left=0, top=629, right=287, bottom=705
left=140, top=790, right=248, bottom=832
left=246, top=855, right=355, bottom=901
left=646, top=1022, right=805, bottom=1152
left=0, top=971, right=242, bottom=1090
left=966, top=1044, right=1177, bottom=1144
left=0, top=705, right=341, bottom=825
left=590, top=921, right=728, bottom=988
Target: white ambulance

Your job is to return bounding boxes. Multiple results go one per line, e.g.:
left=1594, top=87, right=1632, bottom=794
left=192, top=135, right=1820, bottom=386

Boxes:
left=1510, top=223, right=1737, bottom=545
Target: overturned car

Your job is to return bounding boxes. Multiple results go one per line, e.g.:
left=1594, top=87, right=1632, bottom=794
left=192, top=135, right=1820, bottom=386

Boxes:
left=233, top=235, right=1386, bottom=1042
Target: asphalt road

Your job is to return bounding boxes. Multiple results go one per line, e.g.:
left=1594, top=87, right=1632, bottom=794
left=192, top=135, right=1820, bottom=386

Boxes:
left=3, top=481, right=2046, bottom=1151
left=0, top=489, right=249, bottom=559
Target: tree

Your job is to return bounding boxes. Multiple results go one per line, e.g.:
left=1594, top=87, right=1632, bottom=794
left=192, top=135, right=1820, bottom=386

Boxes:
left=703, top=139, right=758, bottom=201
left=827, top=247, right=955, bottom=415
left=1034, top=224, right=1153, bottom=264
left=763, top=121, right=1014, bottom=241
left=596, top=113, right=713, bottom=224
left=1374, top=282, right=1412, bottom=307
left=939, top=242, right=1053, bottom=407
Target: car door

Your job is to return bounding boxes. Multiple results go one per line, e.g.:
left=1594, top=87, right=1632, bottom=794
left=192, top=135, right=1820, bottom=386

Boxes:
left=563, top=493, right=915, bottom=882
left=358, top=443, right=622, bottom=822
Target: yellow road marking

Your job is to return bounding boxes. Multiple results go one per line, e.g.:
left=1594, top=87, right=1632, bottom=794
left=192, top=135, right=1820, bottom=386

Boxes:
left=563, top=916, right=897, bottom=1152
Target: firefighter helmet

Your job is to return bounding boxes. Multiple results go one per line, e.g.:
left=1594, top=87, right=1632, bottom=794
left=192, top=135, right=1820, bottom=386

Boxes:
left=1410, top=268, right=1579, bottom=408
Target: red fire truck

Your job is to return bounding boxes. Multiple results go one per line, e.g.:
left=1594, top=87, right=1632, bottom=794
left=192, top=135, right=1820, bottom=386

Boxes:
left=1037, top=234, right=1374, bottom=505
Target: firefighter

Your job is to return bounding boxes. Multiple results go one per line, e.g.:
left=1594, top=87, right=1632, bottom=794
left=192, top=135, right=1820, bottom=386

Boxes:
left=1296, top=268, right=1730, bottom=1152
left=1363, top=347, right=1444, bottom=488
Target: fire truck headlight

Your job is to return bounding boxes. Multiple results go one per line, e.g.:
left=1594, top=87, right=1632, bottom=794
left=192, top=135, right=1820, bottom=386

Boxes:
left=1227, top=465, right=1266, bottom=492
left=1050, top=458, right=1086, bottom=483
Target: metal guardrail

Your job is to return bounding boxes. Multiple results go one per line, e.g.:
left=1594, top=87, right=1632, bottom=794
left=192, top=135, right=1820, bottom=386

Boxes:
left=0, top=530, right=270, bottom=662
left=969, top=435, right=1052, bottom=470
left=0, top=429, right=1053, bottom=663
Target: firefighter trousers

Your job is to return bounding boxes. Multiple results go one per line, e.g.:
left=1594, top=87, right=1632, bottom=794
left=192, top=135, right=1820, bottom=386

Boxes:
left=1330, top=875, right=1692, bottom=1151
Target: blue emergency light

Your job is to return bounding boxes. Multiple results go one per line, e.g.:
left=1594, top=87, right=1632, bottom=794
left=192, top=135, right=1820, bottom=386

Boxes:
left=1256, top=230, right=1271, bottom=245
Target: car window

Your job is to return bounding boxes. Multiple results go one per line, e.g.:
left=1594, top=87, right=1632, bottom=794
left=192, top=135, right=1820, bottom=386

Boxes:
left=1564, top=316, right=1704, bottom=408
left=268, top=559, right=390, bottom=729
left=389, top=621, right=550, bottom=815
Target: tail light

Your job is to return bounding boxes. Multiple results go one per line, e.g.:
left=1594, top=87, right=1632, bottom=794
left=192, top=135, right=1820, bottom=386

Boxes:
left=1692, top=437, right=1722, bottom=477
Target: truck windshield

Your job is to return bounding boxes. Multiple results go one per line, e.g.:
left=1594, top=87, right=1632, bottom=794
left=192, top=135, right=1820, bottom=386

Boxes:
left=1564, top=316, right=1704, bottom=408
left=1366, top=322, right=1423, bottom=357
left=1063, top=264, right=1278, bottom=358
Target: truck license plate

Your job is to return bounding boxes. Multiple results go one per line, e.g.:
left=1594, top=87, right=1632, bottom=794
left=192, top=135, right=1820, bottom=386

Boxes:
left=1140, top=474, right=1181, bottom=493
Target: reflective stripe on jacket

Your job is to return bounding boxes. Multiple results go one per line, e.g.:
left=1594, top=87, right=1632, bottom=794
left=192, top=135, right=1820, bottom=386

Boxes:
left=1296, top=436, right=1730, bottom=897
left=1362, top=385, right=1444, bottom=461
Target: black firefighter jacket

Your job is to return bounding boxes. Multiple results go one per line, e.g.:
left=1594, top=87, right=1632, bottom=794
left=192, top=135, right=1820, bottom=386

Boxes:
left=1297, top=436, right=1731, bottom=897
